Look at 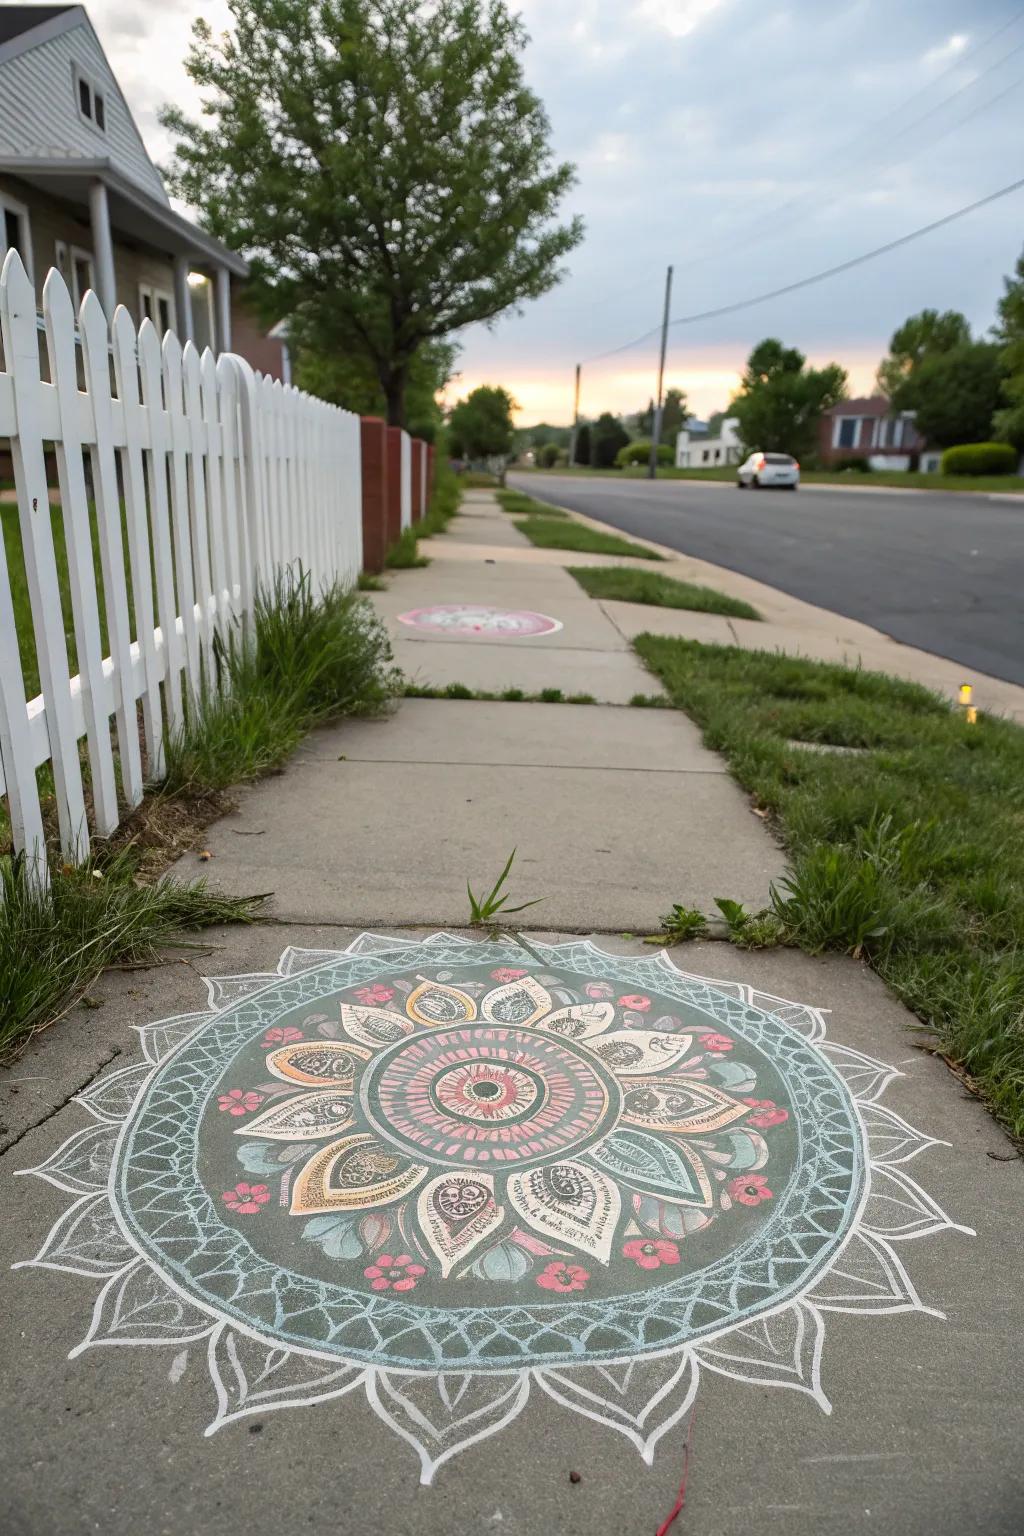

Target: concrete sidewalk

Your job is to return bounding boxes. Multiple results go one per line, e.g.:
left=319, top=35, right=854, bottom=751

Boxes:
left=2, top=490, right=1022, bottom=1536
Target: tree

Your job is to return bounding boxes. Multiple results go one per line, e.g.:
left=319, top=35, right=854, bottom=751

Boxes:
left=295, top=335, right=455, bottom=441
left=162, top=0, right=583, bottom=427
left=633, top=399, right=655, bottom=436
left=659, top=387, right=688, bottom=446
left=993, top=250, right=1024, bottom=449
left=706, top=410, right=728, bottom=438
left=536, top=442, right=560, bottom=468
left=590, top=412, right=630, bottom=469
left=574, top=423, right=592, bottom=466
left=729, top=339, right=846, bottom=461
left=877, top=309, right=971, bottom=401
left=448, top=385, right=516, bottom=464
left=902, top=341, right=1004, bottom=448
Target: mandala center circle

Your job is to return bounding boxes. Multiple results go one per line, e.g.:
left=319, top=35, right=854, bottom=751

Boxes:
left=361, top=1024, right=622, bottom=1169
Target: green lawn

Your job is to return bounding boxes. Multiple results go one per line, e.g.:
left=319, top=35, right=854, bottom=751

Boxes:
left=514, top=514, right=663, bottom=560
left=634, top=634, right=1024, bottom=1138
left=2, top=501, right=111, bottom=700
left=514, top=464, right=1024, bottom=495
left=568, top=565, right=760, bottom=620
left=496, top=488, right=569, bottom=517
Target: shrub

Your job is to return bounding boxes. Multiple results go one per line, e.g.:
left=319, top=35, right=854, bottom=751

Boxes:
left=940, top=442, right=1018, bottom=476
left=836, top=455, right=872, bottom=473
left=615, top=440, right=674, bottom=468
left=537, top=442, right=560, bottom=468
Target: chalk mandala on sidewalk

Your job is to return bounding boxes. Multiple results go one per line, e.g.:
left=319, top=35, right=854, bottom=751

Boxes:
left=14, top=935, right=971, bottom=1483
left=397, top=604, right=562, bottom=637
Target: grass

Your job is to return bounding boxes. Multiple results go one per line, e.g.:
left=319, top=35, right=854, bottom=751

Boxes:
left=515, top=463, right=1024, bottom=494
left=496, top=489, right=570, bottom=519
left=403, top=682, right=597, bottom=704
left=163, top=573, right=400, bottom=792
left=514, top=514, right=663, bottom=560
left=568, top=565, right=761, bottom=620
left=385, top=526, right=429, bottom=568
left=634, top=634, right=1024, bottom=1138
left=0, top=851, right=265, bottom=1061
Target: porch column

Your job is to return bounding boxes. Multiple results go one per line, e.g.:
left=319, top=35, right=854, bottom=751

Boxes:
left=172, top=254, right=194, bottom=343
left=215, top=265, right=232, bottom=354
left=87, top=179, right=117, bottom=320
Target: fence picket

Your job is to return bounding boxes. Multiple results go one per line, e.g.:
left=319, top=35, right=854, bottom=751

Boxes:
left=79, top=290, right=143, bottom=809
left=200, top=349, right=229, bottom=634
left=0, top=513, right=46, bottom=883
left=216, top=354, right=249, bottom=627
left=182, top=343, right=215, bottom=661
left=161, top=331, right=202, bottom=696
left=0, top=252, right=89, bottom=861
left=137, top=318, right=184, bottom=738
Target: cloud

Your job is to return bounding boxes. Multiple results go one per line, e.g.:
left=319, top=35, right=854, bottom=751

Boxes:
left=922, top=32, right=970, bottom=68
left=631, top=0, right=729, bottom=41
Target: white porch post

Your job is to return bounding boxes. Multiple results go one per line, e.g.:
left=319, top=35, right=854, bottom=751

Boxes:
left=88, top=179, right=117, bottom=320
left=215, top=265, right=232, bottom=353
left=172, top=254, right=194, bottom=342
left=280, top=340, right=292, bottom=385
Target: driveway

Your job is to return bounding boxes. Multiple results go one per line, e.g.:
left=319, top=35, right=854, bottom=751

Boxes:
left=513, top=473, right=1024, bottom=685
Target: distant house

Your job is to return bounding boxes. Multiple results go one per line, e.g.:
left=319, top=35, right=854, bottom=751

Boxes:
left=819, top=397, right=939, bottom=471
left=676, top=416, right=742, bottom=468
left=0, top=4, right=287, bottom=375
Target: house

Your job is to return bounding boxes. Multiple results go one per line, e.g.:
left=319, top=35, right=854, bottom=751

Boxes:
left=0, top=4, right=287, bottom=375
left=818, top=397, right=940, bottom=471
left=676, top=416, right=742, bottom=469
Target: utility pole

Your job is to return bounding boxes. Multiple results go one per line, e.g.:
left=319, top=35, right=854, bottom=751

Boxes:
left=648, top=265, right=674, bottom=481
left=568, top=363, right=581, bottom=468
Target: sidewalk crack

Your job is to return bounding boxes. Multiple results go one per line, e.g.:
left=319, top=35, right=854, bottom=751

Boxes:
left=0, top=1045, right=123, bottom=1159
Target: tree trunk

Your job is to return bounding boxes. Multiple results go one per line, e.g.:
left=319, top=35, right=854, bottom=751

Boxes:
left=383, top=364, right=408, bottom=428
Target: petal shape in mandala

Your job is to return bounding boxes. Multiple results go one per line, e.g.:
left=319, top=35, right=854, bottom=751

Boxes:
left=74, top=1062, right=152, bottom=1122
left=807, top=1229, right=939, bottom=1316
left=589, top=1030, right=693, bottom=1076
left=13, top=1192, right=136, bottom=1278
left=135, top=1011, right=211, bottom=1065
left=277, top=944, right=347, bottom=974
left=367, top=1368, right=530, bottom=1485
left=265, top=1041, right=371, bottom=1087
left=406, top=979, right=478, bottom=1025
left=340, top=1004, right=416, bottom=1050
left=695, top=1127, right=769, bottom=1175
left=203, top=972, right=278, bottom=1011
left=535, top=1350, right=698, bottom=1462
left=746, top=991, right=829, bottom=1045
left=508, top=1161, right=620, bottom=1265
left=480, top=976, right=552, bottom=1027
left=289, top=1133, right=428, bottom=1216
left=69, top=1260, right=215, bottom=1357
left=621, top=1078, right=749, bottom=1135
left=416, top=1173, right=505, bottom=1277
left=535, top=1002, right=615, bottom=1040
left=15, top=1122, right=118, bottom=1194
left=820, top=1044, right=903, bottom=1103
left=858, top=1101, right=949, bottom=1165
left=694, top=1301, right=829, bottom=1411
left=584, top=1129, right=711, bottom=1206
left=632, top=1193, right=714, bottom=1239
left=206, top=1325, right=365, bottom=1434
left=241, top=1090, right=353, bottom=1141
left=860, top=1165, right=974, bottom=1241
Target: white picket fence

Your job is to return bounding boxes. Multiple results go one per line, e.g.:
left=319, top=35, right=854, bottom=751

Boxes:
left=0, top=250, right=363, bottom=882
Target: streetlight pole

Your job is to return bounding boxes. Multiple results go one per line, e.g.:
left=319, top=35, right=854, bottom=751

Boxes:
left=647, top=265, right=674, bottom=481
left=568, top=363, right=581, bottom=468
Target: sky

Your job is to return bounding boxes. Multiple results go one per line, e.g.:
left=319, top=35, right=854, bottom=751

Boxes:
left=87, top=0, right=1024, bottom=424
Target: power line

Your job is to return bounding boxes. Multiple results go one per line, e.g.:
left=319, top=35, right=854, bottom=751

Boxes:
left=582, top=173, right=1024, bottom=364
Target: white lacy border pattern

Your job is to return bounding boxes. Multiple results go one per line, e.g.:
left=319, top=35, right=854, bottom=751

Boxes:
left=12, top=934, right=972, bottom=1485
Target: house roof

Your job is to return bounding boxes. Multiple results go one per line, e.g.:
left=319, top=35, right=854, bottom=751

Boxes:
left=0, top=6, right=73, bottom=47
left=825, top=397, right=894, bottom=418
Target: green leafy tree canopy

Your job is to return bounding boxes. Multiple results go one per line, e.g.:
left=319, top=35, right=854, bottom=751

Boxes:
left=162, top=0, right=583, bottom=427
left=993, top=250, right=1024, bottom=449
left=448, top=385, right=516, bottom=462
left=729, top=339, right=846, bottom=461
left=591, top=412, right=630, bottom=468
left=906, top=342, right=1004, bottom=449
left=295, top=335, right=456, bottom=441
left=659, top=386, right=688, bottom=446
left=877, top=309, right=971, bottom=402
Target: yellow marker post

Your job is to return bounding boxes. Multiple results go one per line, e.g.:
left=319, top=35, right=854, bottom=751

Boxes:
left=958, top=683, right=972, bottom=707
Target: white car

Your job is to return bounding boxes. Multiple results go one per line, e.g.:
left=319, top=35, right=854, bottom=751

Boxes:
left=736, top=452, right=800, bottom=489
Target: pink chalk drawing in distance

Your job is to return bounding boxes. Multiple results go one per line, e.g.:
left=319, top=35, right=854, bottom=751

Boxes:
left=397, top=604, right=563, bottom=637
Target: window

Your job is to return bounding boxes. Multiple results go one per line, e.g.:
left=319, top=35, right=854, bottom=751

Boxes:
left=1, top=194, right=32, bottom=278
left=836, top=417, right=859, bottom=449
left=56, top=241, right=95, bottom=307
left=139, top=283, right=176, bottom=337
left=74, top=67, right=106, bottom=133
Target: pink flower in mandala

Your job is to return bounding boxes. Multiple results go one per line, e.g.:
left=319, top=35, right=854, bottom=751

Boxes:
left=743, top=1098, right=789, bottom=1128
left=728, top=1174, right=774, bottom=1207
left=536, top=1261, right=589, bottom=1293
left=364, top=1254, right=427, bottom=1293
left=353, top=983, right=395, bottom=1006
left=262, top=1026, right=303, bottom=1047
left=622, top=1238, right=681, bottom=1271
left=702, top=1033, right=734, bottom=1052
left=217, top=1088, right=263, bottom=1116
left=618, top=994, right=651, bottom=1011
left=222, top=1182, right=270, bottom=1214
left=490, top=967, right=527, bottom=983
left=585, top=982, right=614, bottom=1000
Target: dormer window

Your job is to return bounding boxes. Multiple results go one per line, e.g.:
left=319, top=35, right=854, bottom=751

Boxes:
left=74, top=67, right=106, bottom=132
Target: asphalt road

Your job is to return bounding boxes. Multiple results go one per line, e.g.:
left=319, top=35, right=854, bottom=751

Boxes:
left=513, top=472, right=1024, bottom=685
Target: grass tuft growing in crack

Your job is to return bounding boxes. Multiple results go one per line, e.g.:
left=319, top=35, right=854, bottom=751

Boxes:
left=0, top=852, right=266, bottom=1061
left=568, top=565, right=761, bottom=621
